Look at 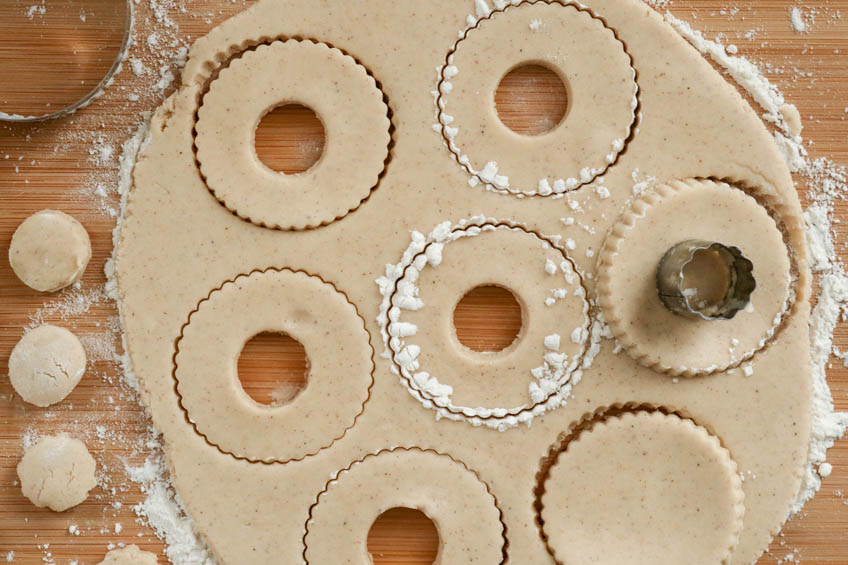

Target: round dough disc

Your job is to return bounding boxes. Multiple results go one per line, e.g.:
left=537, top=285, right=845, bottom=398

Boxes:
left=8, top=209, right=91, bottom=292
left=540, top=412, right=744, bottom=565
left=9, top=325, right=87, bottom=407
left=17, top=434, right=97, bottom=512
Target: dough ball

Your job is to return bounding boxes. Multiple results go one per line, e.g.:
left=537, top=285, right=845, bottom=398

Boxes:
left=8, top=325, right=87, bottom=407
left=9, top=209, right=91, bottom=292
left=17, top=434, right=97, bottom=512
left=97, top=545, right=158, bottom=564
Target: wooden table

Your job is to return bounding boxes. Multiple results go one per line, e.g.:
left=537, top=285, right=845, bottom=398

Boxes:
left=1, top=0, right=846, bottom=563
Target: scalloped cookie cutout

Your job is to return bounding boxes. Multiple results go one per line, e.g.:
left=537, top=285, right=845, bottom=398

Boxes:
left=540, top=411, right=745, bottom=565
left=378, top=218, right=591, bottom=429
left=437, top=1, right=637, bottom=195
left=173, top=268, right=373, bottom=463
left=195, top=39, right=392, bottom=230
left=598, top=179, right=792, bottom=376
left=304, top=449, right=506, bottom=564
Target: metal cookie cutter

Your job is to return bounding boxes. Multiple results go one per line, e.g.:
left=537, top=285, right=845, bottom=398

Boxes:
left=656, top=239, right=756, bottom=321
left=0, top=0, right=132, bottom=123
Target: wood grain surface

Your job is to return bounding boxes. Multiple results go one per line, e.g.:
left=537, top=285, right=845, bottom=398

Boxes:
left=1, top=0, right=847, bottom=563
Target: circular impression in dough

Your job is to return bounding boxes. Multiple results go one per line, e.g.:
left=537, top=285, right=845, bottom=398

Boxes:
left=597, top=179, right=792, bottom=376
left=540, top=411, right=745, bottom=565
left=9, top=324, right=87, bottom=407
left=304, top=448, right=505, bottom=563
left=174, top=268, right=373, bottom=463
left=8, top=209, right=91, bottom=292
left=437, top=1, right=637, bottom=195
left=195, top=39, right=392, bottom=230
left=378, top=218, right=590, bottom=429
left=97, top=545, right=158, bottom=565
left=17, top=434, right=97, bottom=512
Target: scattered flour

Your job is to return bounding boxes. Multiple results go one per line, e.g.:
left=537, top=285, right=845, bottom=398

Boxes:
left=789, top=6, right=813, bottom=33
left=124, top=454, right=216, bottom=565
left=666, top=10, right=848, bottom=517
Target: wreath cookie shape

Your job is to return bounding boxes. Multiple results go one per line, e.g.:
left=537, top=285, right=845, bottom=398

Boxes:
left=195, top=39, right=392, bottom=230
left=377, top=217, right=595, bottom=430
left=174, top=269, right=373, bottom=463
left=436, top=0, right=638, bottom=196
left=304, top=448, right=506, bottom=564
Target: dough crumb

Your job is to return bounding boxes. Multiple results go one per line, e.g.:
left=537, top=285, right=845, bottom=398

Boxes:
left=17, top=434, right=97, bottom=512
left=97, top=544, right=158, bottom=565
left=8, top=325, right=87, bottom=407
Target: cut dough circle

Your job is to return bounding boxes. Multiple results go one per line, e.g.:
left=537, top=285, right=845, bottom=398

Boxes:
left=8, top=209, right=91, bottom=292
left=17, top=434, right=97, bottom=512
left=195, top=39, right=391, bottom=230
left=438, top=1, right=637, bottom=195
left=8, top=324, right=87, bottom=407
left=540, top=411, right=745, bottom=565
left=97, top=545, right=158, bottom=565
left=174, top=268, right=373, bottom=463
left=597, top=179, right=792, bottom=376
left=304, top=448, right=505, bottom=564
left=383, top=219, right=589, bottom=427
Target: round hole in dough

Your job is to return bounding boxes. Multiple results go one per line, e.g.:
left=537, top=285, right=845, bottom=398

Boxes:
left=254, top=103, right=326, bottom=174
left=494, top=63, right=569, bottom=136
left=452, top=284, right=524, bottom=353
left=366, top=507, right=439, bottom=564
left=539, top=411, right=745, bottom=565
left=17, top=434, right=97, bottom=512
left=8, top=324, right=87, bottom=407
left=237, top=331, right=310, bottom=406
left=97, top=545, right=158, bottom=565
left=8, top=209, right=91, bottom=292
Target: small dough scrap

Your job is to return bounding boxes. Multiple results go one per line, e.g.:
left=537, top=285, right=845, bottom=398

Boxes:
left=8, top=325, right=87, bottom=407
left=97, top=545, right=158, bottom=565
left=17, top=434, right=97, bottom=512
left=541, top=412, right=744, bottom=565
left=9, top=209, right=91, bottom=292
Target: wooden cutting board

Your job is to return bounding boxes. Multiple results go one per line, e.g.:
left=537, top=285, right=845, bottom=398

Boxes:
left=1, top=0, right=846, bottom=563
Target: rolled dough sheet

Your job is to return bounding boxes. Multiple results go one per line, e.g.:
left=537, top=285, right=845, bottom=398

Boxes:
left=116, top=0, right=812, bottom=563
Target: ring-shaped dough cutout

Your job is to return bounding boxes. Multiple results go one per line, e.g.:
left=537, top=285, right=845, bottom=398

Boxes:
left=195, top=40, right=391, bottom=230
left=597, top=179, right=792, bottom=376
left=437, top=1, right=637, bottom=196
left=174, top=268, right=373, bottom=463
left=540, top=411, right=745, bottom=565
left=304, top=448, right=505, bottom=564
left=380, top=218, right=590, bottom=429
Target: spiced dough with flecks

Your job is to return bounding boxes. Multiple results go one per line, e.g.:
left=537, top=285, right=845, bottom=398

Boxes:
left=17, top=434, right=96, bottom=512
left=9, top=325, right=87, bottom=407
left=116, top=0, right=813, bottom=563
left=9, top=209, right=91, bottom=292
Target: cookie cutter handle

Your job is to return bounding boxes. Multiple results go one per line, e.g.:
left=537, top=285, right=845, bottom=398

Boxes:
left=656, top=240, right=756, bottom=321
